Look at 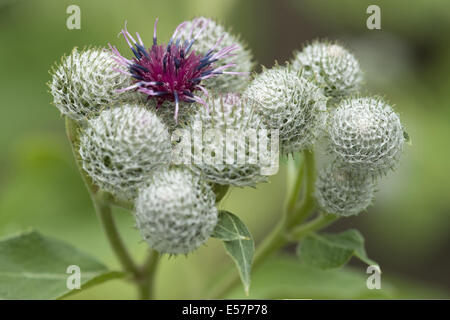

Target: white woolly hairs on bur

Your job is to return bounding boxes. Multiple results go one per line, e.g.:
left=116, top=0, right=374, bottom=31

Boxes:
left=244, top=65, right=327, bottom=154
left=291, top=41, right=363, bottom=99
left=135, top=167, right=218, bottom=255
left=315, top=163, right=377, bottom=217
left=177, top=93, right=269, bottom=187
left=79, top=104, right=172, bottom=200
left=327, top=97, right=404, bottom=176
left=49, top=47, right=134, bottom=120
left=177, top=17, right=254, bottom=93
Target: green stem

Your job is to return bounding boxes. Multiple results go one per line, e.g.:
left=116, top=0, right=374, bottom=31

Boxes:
left=94, top=193, right=141, bottom=276
left=108, top=194, right=134, bottom=211
left=65, top=117, right=158, bottom=299
left=208, top=215, right=288, bottom=299
left=288, top=150, right=316, bottom=226
left=286, top=157, right=305, bottom=214
left=138, top=250, right=160, bottom=300
left=65, top=117, right=139, bottom=274
left=209, top=150, right=323, bottom=299
left=289, top=213, right=338, bottom=240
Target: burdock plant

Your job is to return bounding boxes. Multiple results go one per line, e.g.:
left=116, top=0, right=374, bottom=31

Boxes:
left=43, top=17, right=408, bottom=299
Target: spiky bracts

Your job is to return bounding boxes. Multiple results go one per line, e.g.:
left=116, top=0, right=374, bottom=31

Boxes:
left=178, top=93, right=269, bottom=187
left=327, top=97, right=404, bottom=176
left=244, top=65, right=327, bottom=154
left=135, top=167, right=218, bottom=255
left=292, top=41, right=363, bottom=99
left=49, top=48, right=133, bottom=120
left=110, top=19, right=246, bottom=122
left=79, top=104, right=171, bottom=200
left=315, top=163, right=376, bottom=217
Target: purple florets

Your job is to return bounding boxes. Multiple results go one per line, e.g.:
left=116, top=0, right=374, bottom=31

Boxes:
left=109, top=18, right=244, bottom=121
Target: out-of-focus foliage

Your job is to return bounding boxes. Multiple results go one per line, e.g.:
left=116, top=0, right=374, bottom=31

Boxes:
left=0, top=230, right=124, bottom=299
left=0, top=0, right=448, bottom=299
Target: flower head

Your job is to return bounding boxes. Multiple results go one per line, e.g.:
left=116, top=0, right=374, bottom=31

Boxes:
left=109, top=19, right=245, bottom=121
left=291, top=41, right=363, bottom=99
left=244, top=65, right=327, bottom=154
left=178, top=93, right=269, bottom=187
left=49, top=48, right=133, bottom=120
left=315, top=163, right=376, bottom=217
left=327, top=97, right=404, bottom=176
left=79, top=103, right=171, bottom=200
left=135, top=167, right=218, bottom=255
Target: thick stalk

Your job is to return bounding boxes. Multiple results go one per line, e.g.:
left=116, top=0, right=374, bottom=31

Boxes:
left=286, top=157, right=305, bottom=214
left=138, top=250, right=160, bottom=300
left=288, top=150, right=316, bottom=226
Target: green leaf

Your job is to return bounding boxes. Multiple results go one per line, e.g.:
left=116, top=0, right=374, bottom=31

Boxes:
left=214, top=211, right=254, bottom=295
left=297, top=229, right=378, bottom=270
left=0, top=230, right=125, bottom=299
left=286, top=154, right=304, bottom=193
left=211, top=210, right=251, bottom=241
left=225, top=256, right=393, bottom=299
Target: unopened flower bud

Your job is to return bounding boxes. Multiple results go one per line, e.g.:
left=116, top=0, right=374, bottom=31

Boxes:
left=49, top=48, right=132, bottom=120
left=244, top=65, right=327, bottom=154
left=79, top=104, right=171, bottom=199
left=327, top=97, right=404, bottom=176
left=292, top=41, right=363, bottom=99
left=135, top=167, right=218, bottom=255
left=315, top=163, right=376, bottom=216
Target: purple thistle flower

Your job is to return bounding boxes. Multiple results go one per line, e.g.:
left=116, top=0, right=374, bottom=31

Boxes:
left=109, top=18, right=245, bottom=121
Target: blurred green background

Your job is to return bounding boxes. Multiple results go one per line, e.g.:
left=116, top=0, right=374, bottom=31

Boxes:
left=0, top=0, right=449, bottom=299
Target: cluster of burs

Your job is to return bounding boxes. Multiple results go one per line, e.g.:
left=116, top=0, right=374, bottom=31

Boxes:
left=49, top=17, right=405, bottom=256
